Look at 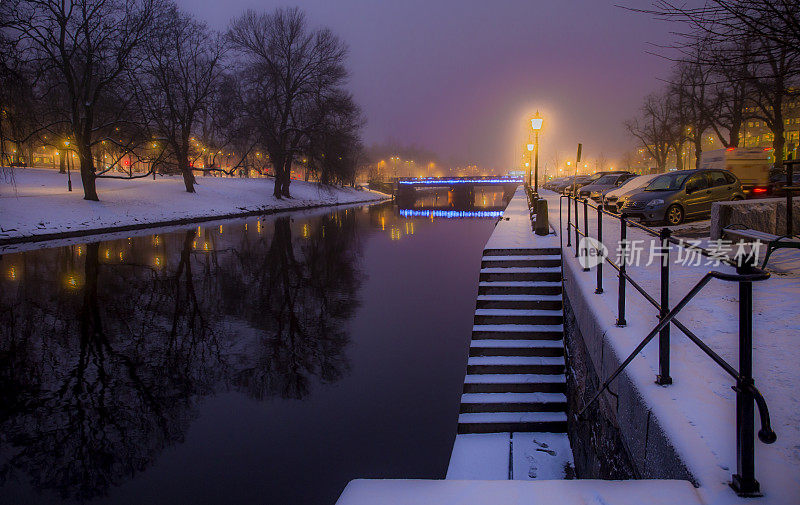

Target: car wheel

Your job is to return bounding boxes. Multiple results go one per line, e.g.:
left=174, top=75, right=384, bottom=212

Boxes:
left=666, top=204, right=684, bottom=225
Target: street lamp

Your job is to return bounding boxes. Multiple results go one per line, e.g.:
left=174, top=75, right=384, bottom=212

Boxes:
left=64, top=140, right=72, bottom=192
left=530, top=111, right=543, bottom=192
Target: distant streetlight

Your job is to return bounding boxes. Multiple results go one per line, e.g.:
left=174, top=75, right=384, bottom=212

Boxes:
left=530, top=111, right=543, bottom=192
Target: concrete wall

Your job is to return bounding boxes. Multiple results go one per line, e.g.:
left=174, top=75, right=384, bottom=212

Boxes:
left=710, top=198, right=800, bottom=239
left=562, top=283, right=698, bottom=485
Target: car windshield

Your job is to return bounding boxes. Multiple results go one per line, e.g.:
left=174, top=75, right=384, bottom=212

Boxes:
left=594, top=175, right=618, bottom=185
left=645, top=173, right=690, bottom=191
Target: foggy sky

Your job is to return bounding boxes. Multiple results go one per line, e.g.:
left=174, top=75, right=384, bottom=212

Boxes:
left=184, top=0, right=674, bottom=170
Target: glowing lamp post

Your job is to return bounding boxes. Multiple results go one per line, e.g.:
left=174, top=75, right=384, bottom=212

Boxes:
left=530, top=112, right=543, bottom=192
left=64, top=140, right=72, bottom=192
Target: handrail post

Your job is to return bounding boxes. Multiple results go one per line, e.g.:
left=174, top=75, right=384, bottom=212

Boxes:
left=596, top=204, right=604, bottom=293
left=731, top=257, right=761, bottom=496
left=566, top=195, right=572, bottom=247
left=616, top=213, right=628, bottom=327
left=582, top=199, right=589, bottom=271
left=656, top=228, right=673, bottom=385
left=574, top=196, right=579, bottom=258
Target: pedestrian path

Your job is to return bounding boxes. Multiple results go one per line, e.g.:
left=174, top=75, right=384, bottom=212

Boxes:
left=447, top=188, right=573, bottom=480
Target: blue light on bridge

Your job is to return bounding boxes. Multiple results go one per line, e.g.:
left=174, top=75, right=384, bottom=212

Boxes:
left=397, top=177, right=523, bottom=185
left=398, top=209, right=504, bottom=218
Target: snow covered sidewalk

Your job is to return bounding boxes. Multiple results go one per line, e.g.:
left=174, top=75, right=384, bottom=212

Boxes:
left=0, top=168, right=389, bottom=243
left=543, top=190, right=800, bottom=505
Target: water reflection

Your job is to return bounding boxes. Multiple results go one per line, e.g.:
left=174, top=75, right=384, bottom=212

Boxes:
left=0, top=210, right=364, bottom=502
left=0, top=200, right=500, bottom=503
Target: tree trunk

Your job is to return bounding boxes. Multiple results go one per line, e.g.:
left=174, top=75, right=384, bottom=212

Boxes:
left=179, top=155, right=196, bottom=193
left=281, top=158, right=292, bottom=197
left=694, top=137, right=702, bottom=169
left=272, top=155, right=284, bottom=199
left=773, top=130, right=785, bottom=168
left=79, top=146, right=99, bottom=201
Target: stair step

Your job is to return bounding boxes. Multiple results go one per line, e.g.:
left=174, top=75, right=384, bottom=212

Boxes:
left=463, top=374, right=566, bottom=393
left=457, top=411, right=567, bottom=433
left=481, top=255, right=561, bottom=268
left=479, top=267, right=561, bottom=283
left=466, top=355, right=565, bottom=374
left=472, top=324, right=563, bottom=340
left=483, top=247, right=561, bottom=256
left=476, top=294, right=562, bottom=310
left=470, top=339, right=564, bottom=357
left=474, top=309, right=563, bottom=325
left=478, top=281, right=561, bottom=295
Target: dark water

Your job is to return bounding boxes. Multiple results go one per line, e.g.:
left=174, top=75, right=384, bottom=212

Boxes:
left=0, top=197, right=502, bottom=505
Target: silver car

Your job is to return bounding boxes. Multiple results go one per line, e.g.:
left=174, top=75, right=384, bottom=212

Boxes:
left=619, top=169, right=745, bottom=225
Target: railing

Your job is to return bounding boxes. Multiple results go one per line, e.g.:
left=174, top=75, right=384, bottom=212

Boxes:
left=554, top=193, right=776, bottom=497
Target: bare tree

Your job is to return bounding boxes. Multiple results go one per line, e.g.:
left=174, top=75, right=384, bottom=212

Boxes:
left=625, top=92, right=677, bottom=173
left=2, top=0, right=158, bottom=201
left=228, top=7, right=349, bottom=198
left=135, top=3, right=225, bottom=193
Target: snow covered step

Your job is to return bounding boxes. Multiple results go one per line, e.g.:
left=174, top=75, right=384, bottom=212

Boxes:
left=479, top=267, right=561, bottom=283
left=476, top=294, right=562, bottom=310
left=483, top=247, right=561, bottom=257
left=470, top=339, right=564, bottom=357
left=466, top=356, right=565, bottom=375
left=463, top=374, right=566, bottom=393
left=481, top=255, right=561, bottom=268
left=459, top=392, right=567, bottom=411
left=472, top=324, right=564, bottom=341
left=457, top=411, right=567, bottom=434
left=473, top=308, right=562, bottom=326
left=478, top=281, right=561, bottom=295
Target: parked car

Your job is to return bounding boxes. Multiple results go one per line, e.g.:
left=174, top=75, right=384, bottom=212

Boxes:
left=566, top=170, right=631, bottom=196
left=769, top=169, right=800, bottom=197
left=618, top=169, right=745, bottom=225
left=552, top=176, right=588, bottom=194
left=603, top=174, right=660, bottom=213
left=577, top=173, right=637, bottom=200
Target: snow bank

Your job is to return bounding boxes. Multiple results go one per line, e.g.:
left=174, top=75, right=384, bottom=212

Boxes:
left=0, top=168, right=389, bottom=243
left=543, top=190, right=800, bottom=505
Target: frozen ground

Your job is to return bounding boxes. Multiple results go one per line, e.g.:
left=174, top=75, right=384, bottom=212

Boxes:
left=336, top=479, right=704, bottom=505
left=0, top=168, right=388, bottom=242
left=544, top=190, right=800, bottom=505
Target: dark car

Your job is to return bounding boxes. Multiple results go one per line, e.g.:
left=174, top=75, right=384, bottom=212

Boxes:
left=619, top=169, right=745, bottom=225
left=567, top=170, right=631, bottom=196
left=577, top=173, right=637, bottom=200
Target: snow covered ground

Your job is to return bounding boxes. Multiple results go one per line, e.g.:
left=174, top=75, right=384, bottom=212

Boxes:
left=543, top=190, right=800, bottom=505
left=0, top=168, right=388, bottom=242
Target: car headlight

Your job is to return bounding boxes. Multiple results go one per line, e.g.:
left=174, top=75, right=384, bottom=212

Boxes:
left=646, top=198, right=664, bottom=207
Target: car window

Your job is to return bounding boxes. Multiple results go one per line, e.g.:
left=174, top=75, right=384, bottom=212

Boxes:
left=594, top=175, right=618, bottom=184
left=706, top=171, right=727, bottom=187
left=646, top=173, right=690, bottom=191
left=686, top=174, right=709, bottom=192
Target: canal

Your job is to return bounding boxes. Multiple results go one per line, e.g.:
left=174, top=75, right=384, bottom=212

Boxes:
left=0, top=192, right=506, bottom=504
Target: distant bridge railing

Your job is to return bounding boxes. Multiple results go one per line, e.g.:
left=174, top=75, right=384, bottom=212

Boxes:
left=554, top=193, right=776, bottom=497
left=396, top=176, right=523, bottom=186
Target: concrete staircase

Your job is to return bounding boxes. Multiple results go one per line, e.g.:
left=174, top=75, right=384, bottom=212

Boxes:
left=458, top=247, right=567, bottom=434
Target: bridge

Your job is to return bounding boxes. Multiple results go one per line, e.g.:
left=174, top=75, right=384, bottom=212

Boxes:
left=394, top=176, right=522, bottom=207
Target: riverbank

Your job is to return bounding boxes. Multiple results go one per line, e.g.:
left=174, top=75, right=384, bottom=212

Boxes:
left=0, top=168, right=389, bottom=245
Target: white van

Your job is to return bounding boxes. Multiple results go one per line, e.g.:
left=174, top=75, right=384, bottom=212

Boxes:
left=699, top=148, right=773, bottom=197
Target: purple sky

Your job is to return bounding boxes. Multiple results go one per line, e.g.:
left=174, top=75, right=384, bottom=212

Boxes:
left=186, top=0, right=674, bottom=171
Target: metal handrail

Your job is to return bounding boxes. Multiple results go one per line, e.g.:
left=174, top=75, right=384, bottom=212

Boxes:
left=552, top=191, right=777, bottom=496
left=578, top=271, right=777, bottom=432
